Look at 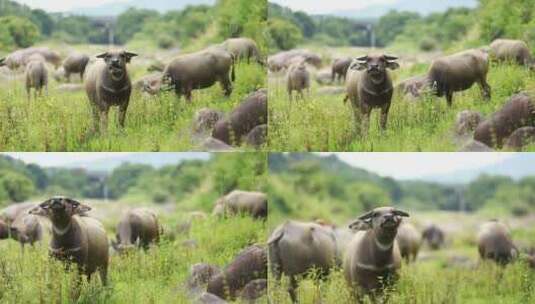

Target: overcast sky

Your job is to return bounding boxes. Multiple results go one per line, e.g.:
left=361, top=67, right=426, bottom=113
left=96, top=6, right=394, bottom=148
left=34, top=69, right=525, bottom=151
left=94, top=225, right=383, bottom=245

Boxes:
left=270, top=0, right=397, bottom=14
left=3, top=152, right=135, bottom=167
left=321, top=152, right=514, bottom=180
left=13, top=0, right=127, bottom=11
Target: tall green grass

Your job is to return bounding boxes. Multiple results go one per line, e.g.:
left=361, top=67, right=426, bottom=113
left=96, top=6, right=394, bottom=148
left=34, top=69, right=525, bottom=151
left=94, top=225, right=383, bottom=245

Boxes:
left=0, top=62, right=265, bottom=151
left=269, top=60, right=535, bottom=151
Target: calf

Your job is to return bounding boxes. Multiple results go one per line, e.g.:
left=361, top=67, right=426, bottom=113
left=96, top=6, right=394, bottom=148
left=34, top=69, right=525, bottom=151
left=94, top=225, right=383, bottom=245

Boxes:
left=477, top=220, right=518, bottom=265
left=112, top=208, right=160, bottom=252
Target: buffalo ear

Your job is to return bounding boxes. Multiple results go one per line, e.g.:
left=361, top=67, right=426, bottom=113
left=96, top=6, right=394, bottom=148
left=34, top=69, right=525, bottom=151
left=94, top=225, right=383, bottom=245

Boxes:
left=96, top=52, right=109, bottom=59
left=358, top=210, right=375, bottom=220
left=124, top=51, right=138, bottom=63
left=349, top=219, right=372, bottom=231
left=386, top=61, right=399, bottom=70
left=384, top=55, right=398, bottom=61
left=393, top=209, right=410, bottom=217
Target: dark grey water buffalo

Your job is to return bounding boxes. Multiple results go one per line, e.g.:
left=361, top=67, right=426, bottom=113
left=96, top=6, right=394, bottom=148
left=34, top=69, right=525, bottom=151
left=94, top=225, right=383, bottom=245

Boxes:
left=477, top=220, right=518, bottom=265
left=344, top=207, right=409, bottom=300
left=0, top=219, right=8, bottom=240
left=207, top=245, right=267, bottom=300
left=162, top=48, right=235, bottom=102
left=345, top=54, right=399, bottom=136
left=112, top=208, right=160, bottom=252
left=474, top=93, right=535, bottom=148
left=490, top=39, right=534, bottom=68
left=221, top=37, right=263, bottom=65
left=332, top=57, right=352, bottom=83
left=427, top=49, right=491, bottom=106
left=85, top=50, right=137, bottom=133
left=212, top=89, right=267, bottom=146
left=422, top=224, right=445, bottom=250
left=286, top=61, right=310, bottom=100
left=268, top=221, right=337, bottom=302
left=504, top=126, right=535, bottom=151
left=212, top=190, right=267, bottom=219
left=63, top=53, right=90, bottom=82
left=0, top=202, right=36, bottom=224
left=29, top=196, right=109, bottom=284
left=239, top=278, right=267, bottom=302
left=25, top=56, right=48, bottom=100
left=245, top=124, right=267, bottom=148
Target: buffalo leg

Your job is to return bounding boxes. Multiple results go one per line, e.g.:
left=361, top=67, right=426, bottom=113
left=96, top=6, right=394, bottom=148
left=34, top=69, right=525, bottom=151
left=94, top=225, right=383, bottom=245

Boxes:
left=380, top=103, right=391, bottom=130
left=220, top=77, right=232, bottom=97
left=99, top=266, right=108, bottom=286
left=360, top=104, right=371, bottom=137
left=185, top=84, right=193, bottom=103
left=479, top=78, right=491, bottom=100
left=99, top=107, right=109, bottom=134
left=446, top=91, right=453, bottom=107
left=118, top=103, right=128, bottom=128
left=288, top=276, right=298, bottom=303
left=91, top=105, right=100, bottom=133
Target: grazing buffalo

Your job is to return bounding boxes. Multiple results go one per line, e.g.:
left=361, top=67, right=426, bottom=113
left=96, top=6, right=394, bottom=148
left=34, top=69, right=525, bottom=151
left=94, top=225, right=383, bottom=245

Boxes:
left=396, top=74, right=430, bottom=100
left=162, top=48, right=235, bottom=102
left=490, top=39, right=534, bottom=68
left=268, top=221, right=337, bottom=302
left=0, top=47, right=61, bottom=70
left=505, top=126, right=535, bottom=151
left=474, top=93, right=535, bottom=148
left=134, top=72, right=163, bottom=96
left=396, top=222, right=421, bottom=263
left=85, top=50, right=137, bottom=133
left=29, top=197, right=109, bottom=285
left=345, top=54, right=399, bottom=136
left=9, top=213, right=44, bottom=248
left=221, top=37, right=263, bottom=65
left=427, top=49, right=491, bottom=106
left=0, top=202, right=36, bottom=224
left=212, top=89, right=267, bottom=146
left=212, top=190, right=267, bottom=219
left=63, top=53, right=90, bottom=82
left=286, top=61, right=310, bottom=100
left=344, top=207, right=409, bottom=301
left=268, top=49, right=321, bottom=72
left=112, top=208, right=160, bottom=252
left=422, top=224, right=445, bottom=250
left=25, top=56, right=48, bottom=100
left=331, top=57, right=352, bottom=83
left=477, top=220, right=518, bottom=265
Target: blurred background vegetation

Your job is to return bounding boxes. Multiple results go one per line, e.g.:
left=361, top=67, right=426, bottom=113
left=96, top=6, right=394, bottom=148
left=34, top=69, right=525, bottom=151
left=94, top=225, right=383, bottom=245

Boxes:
left=0, top=153, right=267, bottom=211
left=0, top=0, right=266, bottom=52
left=267, top=0, right=535, bottom=53
left=268, top=153, right=535, bottom=224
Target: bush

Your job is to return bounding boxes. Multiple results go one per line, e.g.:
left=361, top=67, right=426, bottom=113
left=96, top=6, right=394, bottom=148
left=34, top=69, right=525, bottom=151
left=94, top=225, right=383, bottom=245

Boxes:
left=268, top=18, right=302, bottom=50
left=0, top=16, right=39, bottom=48
left=0, top=171, right=35, bottom=202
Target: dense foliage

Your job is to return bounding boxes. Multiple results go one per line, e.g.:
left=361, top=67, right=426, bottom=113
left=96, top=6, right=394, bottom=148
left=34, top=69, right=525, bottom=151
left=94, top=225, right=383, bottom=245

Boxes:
left=0, top=153, right=267, bottom=207
left=268, top=154, right=535, bottom=222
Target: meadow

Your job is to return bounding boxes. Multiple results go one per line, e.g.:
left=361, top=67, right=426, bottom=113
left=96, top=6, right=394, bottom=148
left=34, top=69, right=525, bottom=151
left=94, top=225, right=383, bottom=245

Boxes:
left=0, top=199, right=268, bottom=304
left=268, top=46, right=535, bottom=152
left=267, top=210, right=535, bottom=304
left=0, top=44, right=266, bottom=152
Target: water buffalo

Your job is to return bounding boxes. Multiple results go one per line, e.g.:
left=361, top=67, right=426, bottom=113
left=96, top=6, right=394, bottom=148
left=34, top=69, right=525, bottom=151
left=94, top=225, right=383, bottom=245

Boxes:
left=345, top=54, right=399, bottom=136
left=332, top=57, right=352, bottom=83
left=85, top=50, right=137, bottom=133
left=490, top=39, right=534, bottom=68
left=268, top=221, right=337, bottom=302
left=344, top=207, right=409, bottom=301
left=29, top=196, right=109, bottom=285
left=396, top=74, right=430, bottom=100
left=455, top=110, right=483, bottom=136
left=427, top=49, right=491, bottom=106
left=112, top=208, right=161, bottom=252
left=212, top=89, right=267, bottom=146
left=221, top=37, right=263, bottom=65
left=212, top=190, right=267, bottom=219
left=477, top=220, right=518, bottom=265
left=192, top=108, right=225, bottom=135
left=9, top=213, right=44, bottom=249
left=0, top=202, right=36, bottom=224
left=0, top=219, right=8, bottom=240
left=286, top=61, right=310, bottom=100
left=134, top=72, right=162, bottom=96
left=162, top=48, right=235, bottom=102
left=396, top=222, right=421, bottom=263
left=207, top=245, right=267, bottom=300
left=474, top=93, right=535, bottom=148
left=504, top=126, right=535, bottom=151
left=421, top=224, right=445, bottom=250
left=0, top=47, right=61, bottom=70
left=63, top=53, right=90, bottom=82
left=25, top=56, right=48, bottom=100
left=268, top=49, right=321, bottom=72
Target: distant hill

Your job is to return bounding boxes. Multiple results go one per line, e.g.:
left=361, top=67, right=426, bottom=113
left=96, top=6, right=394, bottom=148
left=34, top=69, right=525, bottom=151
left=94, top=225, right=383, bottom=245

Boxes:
left=331, top=0, right=477, bottom=19
left=423, top=153, right=535, bottom=184
left=62, top=153, right=210, bottom=172
left=69, top=0, right=215, bottom=16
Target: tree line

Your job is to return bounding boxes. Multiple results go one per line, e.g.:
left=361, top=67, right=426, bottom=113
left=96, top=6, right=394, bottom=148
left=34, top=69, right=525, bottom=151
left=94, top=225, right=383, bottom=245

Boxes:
left=0, top=153, right=266, bottom=207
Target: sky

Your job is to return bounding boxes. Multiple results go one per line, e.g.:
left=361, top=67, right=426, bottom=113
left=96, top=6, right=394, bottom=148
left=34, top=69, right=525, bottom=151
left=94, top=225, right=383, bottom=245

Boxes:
left=14, top=0, right=128, bottom=11
left=321, top=152, right=515, bottom=180
left=270, top=0, right=397, bottom=14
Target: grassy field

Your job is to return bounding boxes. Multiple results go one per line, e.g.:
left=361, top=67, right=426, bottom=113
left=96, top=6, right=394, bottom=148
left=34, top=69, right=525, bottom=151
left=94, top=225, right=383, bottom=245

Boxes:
left=268, top=46, right=535, bottom=152
left=0, top=44, right=266, bottom=152
left=267, top=211, right=535, bottom=304
left=0, top=199, right=267, bottom=303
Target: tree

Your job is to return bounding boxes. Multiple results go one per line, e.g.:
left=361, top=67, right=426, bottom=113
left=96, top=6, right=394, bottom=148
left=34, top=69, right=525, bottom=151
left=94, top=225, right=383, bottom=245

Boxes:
left=0, top=171, right=35, bottom=202
left=268, top=18, right=302, bottom=50
left=0, top=16, right=39, bottom=48
left=116, top=8, right=159, bottom=44
left=107, top=163, right=154, bottom=199
left=375, top=10, right=421, bottom=46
